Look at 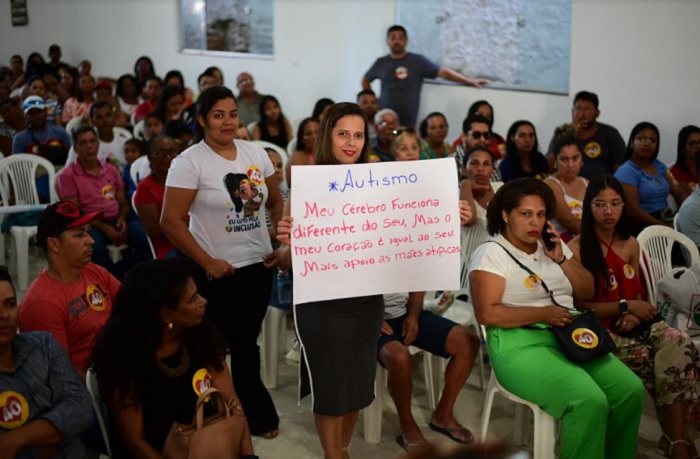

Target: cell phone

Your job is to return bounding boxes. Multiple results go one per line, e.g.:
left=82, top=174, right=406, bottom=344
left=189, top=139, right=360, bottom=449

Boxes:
left=542, top=222, right=556, bottom=251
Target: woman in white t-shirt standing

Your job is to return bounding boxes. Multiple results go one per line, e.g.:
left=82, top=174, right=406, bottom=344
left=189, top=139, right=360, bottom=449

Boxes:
left=161, top=86, right=283, bottom=439
left=468, top=178, right=643, bottom=459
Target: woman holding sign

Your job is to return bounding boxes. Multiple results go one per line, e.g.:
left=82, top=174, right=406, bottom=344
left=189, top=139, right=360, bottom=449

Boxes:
left=277, top=103, right=473, bottom=459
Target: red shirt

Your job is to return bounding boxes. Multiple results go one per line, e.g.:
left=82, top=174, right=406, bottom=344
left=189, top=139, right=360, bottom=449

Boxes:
left=134, top=100, right=156, bottom=123
left=670, top=165, right=698, bottom=188
left=134, top=175, right=176, bottom=259
left=18, top=263, right=121, bottom=372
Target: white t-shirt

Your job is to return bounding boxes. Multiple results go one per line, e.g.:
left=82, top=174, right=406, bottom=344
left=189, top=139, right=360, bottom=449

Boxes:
left=468, top=234, right=575, bottom=310
left=166, top=139, right=275, bottom=267
left=65, top=131, right=126, bottom=171
left=383, top=292, right=409, bottom=320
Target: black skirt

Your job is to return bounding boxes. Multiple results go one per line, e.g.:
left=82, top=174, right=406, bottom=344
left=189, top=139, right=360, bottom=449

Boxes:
left=295, top=294, right=384, bottom=416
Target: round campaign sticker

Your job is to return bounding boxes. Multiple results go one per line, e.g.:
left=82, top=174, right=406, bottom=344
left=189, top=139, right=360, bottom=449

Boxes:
left=101, top=184, right=115, bottom=200
left=570, top=201, right=583, bottom=219
left=524, top=275, right=541, bottom=290
left=192, top=368, right=212, bottom=398
left=395, top=66, right=409, bottom=80
left=246, top=165, right=264, bottom=186
left=623, top=264, right=635, bottom=279
left=584, top=141, right=601, bottom=159
left=571, top=328, right=599, bottom=349
left=86, top=285, right=106, bottom=312
left=605, top=269, right=618, bottom=291
left=0, top=391, right=29, bottom=429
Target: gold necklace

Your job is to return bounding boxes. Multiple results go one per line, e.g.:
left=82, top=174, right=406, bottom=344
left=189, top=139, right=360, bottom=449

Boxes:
left=156, top=344, right=191, bottom=378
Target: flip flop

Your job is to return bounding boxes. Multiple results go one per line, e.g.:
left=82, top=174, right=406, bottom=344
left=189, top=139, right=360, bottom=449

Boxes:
left=428, top=422, right=474, bottom=444
left=395, top=435, right=421, bottom=450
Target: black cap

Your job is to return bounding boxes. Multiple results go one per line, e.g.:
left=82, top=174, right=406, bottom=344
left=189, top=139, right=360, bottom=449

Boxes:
left=37, top=201, right=102, bottom=249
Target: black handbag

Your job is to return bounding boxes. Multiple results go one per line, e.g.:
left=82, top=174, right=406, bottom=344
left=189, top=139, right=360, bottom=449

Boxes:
left=491, top=241, right=616, bottom=362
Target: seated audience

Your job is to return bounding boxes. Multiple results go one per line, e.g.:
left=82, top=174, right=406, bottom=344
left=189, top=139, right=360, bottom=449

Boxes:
left=311, top=98, right=334, bottom=122
left=371, top=108, right=400, bottom=162
left=252, top=95, right=293, bottom=149
left=614, top=121, right=687, bottom=235
left=18, top=201, right=120, bottom=380
left=133, top=75, right=162, bottom=123
left=676, top=159, right=700, bottom=248
left=156, top=85, right=185, bottom=121
left=0, top=75, right=10, bottom=100
left=547, top=91, right=626, bottom=179
left=670, top=125, right=700, bottom=190
left=451, top=100, right=506, bottom=161
left=122, top=138, right=145, bottom=198
left=26, top=75, right=62, bottom=126
left=236, top=72, right=263, bottom=126
left=453, top=114, right=500, bottom=182
left=58, top=67, right=79, bottom=103
left=92, top=81, right=129, bottom=128
left=570, top=174, right=700, bottom=459
left=134, top=136, right=181, bottom=259
left=164, top=119, right=193, bottom=154
left=61, top=74, right=94, bottom=124
left=12, top=95, right=71, bottom=165
left=460, top=145, right=497, bottom=219
left=419, top=112, right=453, bottom=159
left=8, top=54, right=24, bottom=89
left=143, top=111, right=166, bottom=141
left=181, top=69, right=218, bottom=130
left=65, top=101, right=127, bottom=169
left=499, top=120, right=549, bottom=182
left=56, top=126, right=150, bottom=277
left=286, top=117, right=319, bottom=188
left=468, top=178, right=643, bottom=459
left=9, top=52, right=44, bottom=100
left=357, top=89, right=379, bottom=140
left=0, top=97, right=28, bottom=154
left=115, top=74, right=140, bottom=118
left=544, top=133, right=588, bottom=242
left=205, top=66, right=224, bottom=86
left=77, top=60, right=91, bottom=77
left=0, top=268, right=93, bottom=459
left=133, top=56, right=155, bottom=96
left=91, top=260, right=257, bottom=459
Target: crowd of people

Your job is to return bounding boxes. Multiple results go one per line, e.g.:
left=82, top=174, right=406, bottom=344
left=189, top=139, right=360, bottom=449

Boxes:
left=0, top=23, right=699, bottom=459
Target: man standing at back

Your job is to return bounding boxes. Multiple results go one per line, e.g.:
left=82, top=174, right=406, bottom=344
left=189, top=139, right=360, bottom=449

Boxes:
left=363, top=25, right=489, bottom=128
left=547, top=91, right=626, bottom=179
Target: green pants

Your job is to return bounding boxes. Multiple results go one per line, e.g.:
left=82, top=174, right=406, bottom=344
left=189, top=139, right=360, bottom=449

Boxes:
left=487, top=327, right=644, bottom=459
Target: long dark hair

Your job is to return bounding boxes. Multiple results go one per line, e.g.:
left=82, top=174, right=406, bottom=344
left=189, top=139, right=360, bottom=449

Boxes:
left=258, top=95, right=287, bottom=134
left=314, top=103, right=370, bottom=165
left=156, top=85, right=184, bottom=117
left=467, top=100, right=495, bottom=128
left=419, top=112, right=448, bottom=139
left=311, top=98, right=334, bottom=120
left=504, top=120, right=546, bottom=178
left=674, top=125, right=700, bottom=174
left=295, top=117, right=317, bottom=153
left=193, top=86, right=236, bottom=143
left=579, top=175, right=630, bottom=287
left=624, top=121, right=660, bottom=161
left=90, top=259, right=226, bottom=407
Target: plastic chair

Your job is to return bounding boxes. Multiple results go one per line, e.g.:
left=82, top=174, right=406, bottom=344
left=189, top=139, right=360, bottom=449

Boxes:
left=261, top=305, right=288, bottom=389
left=65, top=116, right=87, bottom=136
left=131, top=193, right=157, bottom=259
left=637, top=225, right=700, bottom=301
left=0, top=155, right=57, bottom=290
left=86, top=368, right=112, bottom=458
left=133, top=120, right=146, bottom=142
left=286, top=138, right=297, bottom=157
left=479, top=325, right=557, bottom=458
left=130, top=155, right=149, bottom=185
left=673, top=213, right=680, bottom=232
left=247, top=121, right=258, bottom=137
left=113, top=126, right=133, bottom=142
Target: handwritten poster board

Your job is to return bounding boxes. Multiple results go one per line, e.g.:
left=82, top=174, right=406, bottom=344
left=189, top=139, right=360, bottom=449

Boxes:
left=290, top=158, right=460, bottom=304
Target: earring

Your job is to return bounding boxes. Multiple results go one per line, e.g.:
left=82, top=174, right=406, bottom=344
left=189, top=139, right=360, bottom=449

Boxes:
left=167, top=322, right=173, bottom=330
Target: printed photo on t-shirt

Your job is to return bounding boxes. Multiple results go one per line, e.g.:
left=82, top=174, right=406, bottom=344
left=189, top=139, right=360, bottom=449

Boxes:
left=223, top=164, right=266, bottom=233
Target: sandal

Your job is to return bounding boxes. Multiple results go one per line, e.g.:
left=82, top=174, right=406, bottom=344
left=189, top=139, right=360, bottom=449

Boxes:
left=657, top=433, right=690, bottom=458
left=395, top=435, right=421, bottom=450
left=428, top=422, right=474, bottom=444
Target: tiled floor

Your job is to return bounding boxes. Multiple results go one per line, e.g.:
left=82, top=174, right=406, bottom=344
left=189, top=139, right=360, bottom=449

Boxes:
left=9, top=244, right=686, bottom=458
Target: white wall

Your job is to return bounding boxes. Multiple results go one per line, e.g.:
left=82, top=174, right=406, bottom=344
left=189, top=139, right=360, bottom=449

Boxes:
left=2, top=0, right=698, bottom=163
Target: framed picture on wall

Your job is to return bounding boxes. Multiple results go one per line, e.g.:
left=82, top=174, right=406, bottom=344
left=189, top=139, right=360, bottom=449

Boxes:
left=180, top=0, right=274, bottom=58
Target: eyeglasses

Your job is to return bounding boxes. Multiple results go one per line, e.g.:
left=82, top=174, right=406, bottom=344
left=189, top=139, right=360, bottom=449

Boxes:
left=469, top=130, right=491, bottom=140
left=687, top=140, right=700, bottom=148
left=151, top=147, right=179, bottom=158
left=237, top=79, right=253, bottom=86
left=635, top=136, right=657, bottom=145
left=591, top=201, right=624, bottom=212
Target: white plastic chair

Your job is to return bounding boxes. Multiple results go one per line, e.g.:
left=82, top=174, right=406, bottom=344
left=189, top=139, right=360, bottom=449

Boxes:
left=113, top=126, right=133, bottom=142
left=286, top=138, right=297, bottom=157
left=133, top=120, right=146, bottom=142
left=130, top=193, right=157, bottom=259
left=673, top=213, right=680, bottom=232
left=637, top=225, right=700, bottom=301
left=261, top=305, right=289, bottom=389
left=65, top=116, right=87, bottom=137
left=130, top=155, right=149, bottom=185
left=86, top=368, right=112, bottom=458
left=0, top=155, right=57, bottom=290
left=247, top=121, right=258, bottom=137
left=480, top=325, right=557, bottom=458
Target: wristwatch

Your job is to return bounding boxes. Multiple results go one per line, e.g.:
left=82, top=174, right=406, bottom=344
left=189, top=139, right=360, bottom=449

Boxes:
left=619, top=299, right=629, bottom=315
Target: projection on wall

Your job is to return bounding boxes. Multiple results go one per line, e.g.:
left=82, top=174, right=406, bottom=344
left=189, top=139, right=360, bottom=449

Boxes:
left=398, top=0, right=572, bottom=94
left=180, top=0, right=274, bottom=56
